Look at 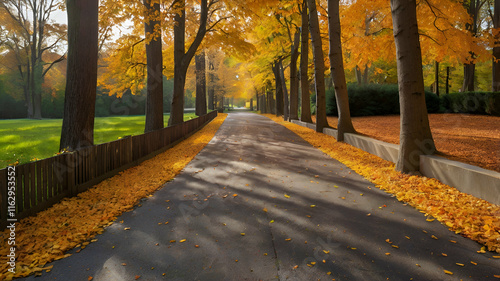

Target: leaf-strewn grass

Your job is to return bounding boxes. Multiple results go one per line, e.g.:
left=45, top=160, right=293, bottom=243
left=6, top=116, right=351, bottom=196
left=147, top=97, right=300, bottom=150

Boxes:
left=0, top=113, right=227, bottom=280
left=0, top=113, right=197, bottom=169
left=262, top=114, right=500, bottom=254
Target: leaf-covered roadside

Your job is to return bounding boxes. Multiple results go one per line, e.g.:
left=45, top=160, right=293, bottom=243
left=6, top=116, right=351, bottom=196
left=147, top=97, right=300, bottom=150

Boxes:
left=0, top=114, right=227, bottom=281
left=262, top=114, right=500, bottom=254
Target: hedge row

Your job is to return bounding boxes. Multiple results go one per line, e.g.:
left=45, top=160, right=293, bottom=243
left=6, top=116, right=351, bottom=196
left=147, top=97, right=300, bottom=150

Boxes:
left=441, top=92, right=500, bottom=116
left=324, top=84, right=500, bottom=116
left=326, top=84, right=440, bottom=116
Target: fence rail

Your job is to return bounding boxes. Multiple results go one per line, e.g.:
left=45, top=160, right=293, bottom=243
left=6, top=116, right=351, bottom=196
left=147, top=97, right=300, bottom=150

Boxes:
left=0, top=111, right=218, bottom=229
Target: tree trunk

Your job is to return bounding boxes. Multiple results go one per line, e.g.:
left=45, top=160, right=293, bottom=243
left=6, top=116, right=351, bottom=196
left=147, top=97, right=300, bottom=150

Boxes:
left=434, top=61, right=440, bottom=96
left=273, top=62, right=284, bottom=116
left=144, top=0, right=164, bottom=132
left=461, top=0, right=477, bottom=93
left=195, top=50, right=207, bottom=116
left=32, top=63, right=43, bottom=119
left=390, top=0, right=436, bottom=173
left=266, top=87, right=273, bottom=114
left=462, top=63, right=475, bottom=92
left=279, top=61, right=290, bottom=121
left=60, top=0, right=98, bottom=151
left=169, top=0, right=208, bottom=125
left=255, top=89, right=259, bottom=111
left=208, top=60, right=215, bottom=110
left=307, top=0, right=328, bottom=132
left=300, top=0, right=312, bottom=123
left=363, top=65, right=369, bottom=84
left=328, top=0, right=355, bottom=141
left=289, top=31, right=300, bottom=120
left=169, top=0, right=186, bottom=126
left=355, top=66, right=362, bottom=85
left=493, top=0, right=500, bottom=91
left=446, top=66, right=450, bottom=94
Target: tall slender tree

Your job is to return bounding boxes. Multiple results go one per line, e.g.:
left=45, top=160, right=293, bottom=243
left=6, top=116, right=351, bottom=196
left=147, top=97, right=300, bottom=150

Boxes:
left=307, top=0, right=328, bottom=132
left=328, top=0, right=355, bottom=141
left=144, top=0, right=164, bottom=132
left=195, top=50, right=207, bottom=116
left=169, top=0, right=209, bottom=126
left=279, top=61, right=290, bottom=121
left=390, top=0, right=436, bottom=173
left=300, top=0, right=312, bottom=123
left=289, top=30, right=300, bottom=121
left=493, top=0, right=500, bottom=91
left=272, top=60, right=284, bottom=116
left=60, top=0, right=98, bottom=151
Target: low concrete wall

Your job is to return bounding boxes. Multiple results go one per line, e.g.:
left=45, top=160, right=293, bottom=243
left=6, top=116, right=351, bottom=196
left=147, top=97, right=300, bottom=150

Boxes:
left=420, top=155, right=500, bottom=205
left=344, top=133, right=399, bottom=163
left=291, top=120, right=316, bottom=130
left=290, top=120, right=500, bottom=206
left=323, top=128, right=338, bottom=139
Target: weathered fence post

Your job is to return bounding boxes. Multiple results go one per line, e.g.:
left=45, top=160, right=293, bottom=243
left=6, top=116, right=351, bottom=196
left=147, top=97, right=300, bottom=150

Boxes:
left=66, top=153, right=76, bottom=197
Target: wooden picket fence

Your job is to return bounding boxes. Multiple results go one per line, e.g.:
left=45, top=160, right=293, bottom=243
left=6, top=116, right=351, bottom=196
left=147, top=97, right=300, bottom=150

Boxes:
left=0, top=111, right=218, bottom=229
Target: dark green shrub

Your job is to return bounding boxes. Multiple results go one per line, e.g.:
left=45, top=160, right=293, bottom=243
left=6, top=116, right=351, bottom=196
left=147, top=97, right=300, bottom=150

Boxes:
left=440, top=92, right=500, bottom=116
left=325, top=84, right=440, bottom=117
left=0, top=80, right=27, bottom=119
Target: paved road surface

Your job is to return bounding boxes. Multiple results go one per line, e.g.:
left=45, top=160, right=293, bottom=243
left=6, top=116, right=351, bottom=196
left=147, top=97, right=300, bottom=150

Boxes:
left=21, top=113, right=499, bottom=280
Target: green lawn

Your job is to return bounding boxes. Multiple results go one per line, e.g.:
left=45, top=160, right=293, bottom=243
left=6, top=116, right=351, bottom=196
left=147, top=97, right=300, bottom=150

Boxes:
left=0, top=113, right=197, bottom=169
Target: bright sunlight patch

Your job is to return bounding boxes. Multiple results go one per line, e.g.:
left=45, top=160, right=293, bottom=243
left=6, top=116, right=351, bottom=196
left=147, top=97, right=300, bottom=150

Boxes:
left=262, top=114, right=500, bottom=254
left=0, top=114, right=227, bottom=280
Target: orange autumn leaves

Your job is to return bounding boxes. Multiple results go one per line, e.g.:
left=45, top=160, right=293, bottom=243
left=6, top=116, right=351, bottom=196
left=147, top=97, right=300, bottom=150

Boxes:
left=0, top=114, right=227, bottom=281
left=262, top=114, right=500, bottom=254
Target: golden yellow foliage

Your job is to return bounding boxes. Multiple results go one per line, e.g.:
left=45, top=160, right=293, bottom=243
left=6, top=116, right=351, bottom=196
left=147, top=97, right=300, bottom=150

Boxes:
left=262, top=114, right=500, bottom=254
left=0, top=114, right=227, bottom=280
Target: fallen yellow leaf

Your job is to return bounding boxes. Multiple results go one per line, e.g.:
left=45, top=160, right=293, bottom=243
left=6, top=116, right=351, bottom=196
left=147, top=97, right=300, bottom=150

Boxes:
left=179, top=239, right=186, bottom=243
left=444, top=270, right=453, bottom=275
left=284, top=194, right=290, bottom=198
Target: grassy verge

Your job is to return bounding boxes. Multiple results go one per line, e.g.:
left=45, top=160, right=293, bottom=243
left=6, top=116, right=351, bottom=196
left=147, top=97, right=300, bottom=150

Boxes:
left=0, top=113, right=227, bottom=280
left=0, top=113, right=197, bottom=169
